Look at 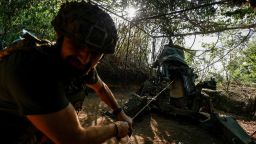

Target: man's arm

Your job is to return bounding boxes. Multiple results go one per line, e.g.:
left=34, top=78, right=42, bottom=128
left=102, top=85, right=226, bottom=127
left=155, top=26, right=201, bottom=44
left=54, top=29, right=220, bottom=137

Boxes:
left=27, top=103, right=129, bottom=144
left=86, top=77, right=133, bottom=125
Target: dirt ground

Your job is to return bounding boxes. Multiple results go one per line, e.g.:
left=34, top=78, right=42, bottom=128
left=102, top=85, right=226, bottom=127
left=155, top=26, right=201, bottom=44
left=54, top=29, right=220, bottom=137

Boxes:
left=78, top=88, right=256, bottom=144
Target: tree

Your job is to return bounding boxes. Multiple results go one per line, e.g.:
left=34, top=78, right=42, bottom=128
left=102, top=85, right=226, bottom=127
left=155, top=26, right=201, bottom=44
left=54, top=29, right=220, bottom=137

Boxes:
left=0, top=0, right=62, bottom=48
left=2, top=0, right=256, bottom=84
left=228, top=38, right=256, bottom=84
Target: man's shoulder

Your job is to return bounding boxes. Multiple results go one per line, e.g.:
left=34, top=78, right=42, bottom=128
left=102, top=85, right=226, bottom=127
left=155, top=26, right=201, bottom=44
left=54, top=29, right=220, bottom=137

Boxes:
left=3, top=42, right=59, bottom=76
left=9, top=31, right=53, bottom=49
left=11, top=39, right=54, bottom=55
left=1, top=32, right=55, bottom=62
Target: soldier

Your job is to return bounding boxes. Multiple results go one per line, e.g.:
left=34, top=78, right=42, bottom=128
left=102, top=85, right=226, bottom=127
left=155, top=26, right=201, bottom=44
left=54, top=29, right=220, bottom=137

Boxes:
left=152, top=39, right=196, bottom=111
left=0, top=2, right=132, bottom=143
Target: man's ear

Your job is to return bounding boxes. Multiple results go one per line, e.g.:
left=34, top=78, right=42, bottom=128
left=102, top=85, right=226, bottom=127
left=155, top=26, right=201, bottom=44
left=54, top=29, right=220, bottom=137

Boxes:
left=56, top=31, right=61, bottom=37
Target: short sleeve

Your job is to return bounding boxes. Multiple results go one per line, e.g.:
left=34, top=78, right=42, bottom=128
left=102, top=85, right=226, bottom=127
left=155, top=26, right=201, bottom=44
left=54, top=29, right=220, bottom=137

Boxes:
left=7, top=50, right=69, bottom=115
left=81, top=68, right=99, bottom=84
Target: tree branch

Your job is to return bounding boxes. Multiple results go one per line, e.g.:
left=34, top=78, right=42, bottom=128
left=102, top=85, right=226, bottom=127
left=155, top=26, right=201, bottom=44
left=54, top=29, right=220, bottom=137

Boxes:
left=196, top=29, right=252, bottom=73
left=90, top=0, right=154, bottom=38
left=134, top=0, right=228, bottom=22
left=153, top=23, right=256, bottom=37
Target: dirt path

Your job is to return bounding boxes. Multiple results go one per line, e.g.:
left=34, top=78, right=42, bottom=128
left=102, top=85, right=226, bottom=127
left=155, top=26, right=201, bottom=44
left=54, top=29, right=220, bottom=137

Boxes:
left=77, top=88, right=256, bottom=144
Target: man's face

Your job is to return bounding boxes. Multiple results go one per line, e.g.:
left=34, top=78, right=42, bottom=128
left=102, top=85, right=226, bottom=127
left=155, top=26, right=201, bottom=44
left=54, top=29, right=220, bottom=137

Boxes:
left=61, top=37, right=103, bottom=77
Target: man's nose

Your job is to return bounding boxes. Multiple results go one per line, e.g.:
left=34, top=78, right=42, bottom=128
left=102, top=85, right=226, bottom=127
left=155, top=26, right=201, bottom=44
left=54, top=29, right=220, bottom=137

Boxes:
left=77, top=51, right=91, bottom=65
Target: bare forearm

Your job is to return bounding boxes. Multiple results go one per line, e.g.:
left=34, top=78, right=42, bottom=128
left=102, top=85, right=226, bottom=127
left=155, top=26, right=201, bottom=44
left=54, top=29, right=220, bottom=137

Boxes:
left=96, top=82, right=120, bottom=110
left=86, top=80, right=132, bottom=138
left=27, top=104, right=118, bottom=144
left=80, top=123, right=116, bottom=144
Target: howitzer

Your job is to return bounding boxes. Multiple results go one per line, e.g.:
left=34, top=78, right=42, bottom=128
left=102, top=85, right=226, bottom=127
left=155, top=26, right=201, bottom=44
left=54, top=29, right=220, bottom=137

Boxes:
left=102, top=80, right=174, bottom=120
left=120, top=78, right=215, bottom=121
left=102, top=79, right=255, bottom=144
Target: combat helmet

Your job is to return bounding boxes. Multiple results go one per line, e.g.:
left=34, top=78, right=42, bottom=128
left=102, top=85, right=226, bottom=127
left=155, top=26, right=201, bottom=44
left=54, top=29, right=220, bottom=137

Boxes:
left=52, top=1, right=118, bottom=54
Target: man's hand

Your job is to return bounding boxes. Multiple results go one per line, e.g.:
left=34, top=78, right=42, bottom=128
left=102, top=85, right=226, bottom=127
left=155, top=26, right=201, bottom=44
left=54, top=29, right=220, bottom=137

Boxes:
left=88, top=79, right=133, bottom=136
left=116, top=111, right=133, bottom=136
left=114, top=121, right=129, bottom=139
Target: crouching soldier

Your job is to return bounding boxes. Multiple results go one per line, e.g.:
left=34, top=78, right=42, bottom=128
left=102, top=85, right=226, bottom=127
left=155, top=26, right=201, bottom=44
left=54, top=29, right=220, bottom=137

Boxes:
left=0, top=2, right=132, bottom=143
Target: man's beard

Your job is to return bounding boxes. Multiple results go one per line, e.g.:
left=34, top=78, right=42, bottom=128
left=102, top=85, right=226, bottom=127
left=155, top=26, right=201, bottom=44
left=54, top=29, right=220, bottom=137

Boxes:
left=63, top=56, right=92, bottom=79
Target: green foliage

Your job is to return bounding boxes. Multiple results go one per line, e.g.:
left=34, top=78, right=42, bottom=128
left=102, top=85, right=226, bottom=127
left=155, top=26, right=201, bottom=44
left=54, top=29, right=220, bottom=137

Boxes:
left=225, top=7, right=254, bottom=19
left=14, top=1, right=60, bottom=40
left=0, top=1, right=61, bottom=47
left=185, top=50, right=196, bottom=65
left=2, top=0, right=256, bottom=86
left=115, top=22, right=151, bottom=70
left=0, top=0, right=34, bottom=46
left=227, top=39, right=256, bottom=84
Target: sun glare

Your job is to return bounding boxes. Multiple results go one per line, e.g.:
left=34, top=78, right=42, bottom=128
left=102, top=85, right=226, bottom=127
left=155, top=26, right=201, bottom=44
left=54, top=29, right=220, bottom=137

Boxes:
left=126, top=6, right=137, bottom=18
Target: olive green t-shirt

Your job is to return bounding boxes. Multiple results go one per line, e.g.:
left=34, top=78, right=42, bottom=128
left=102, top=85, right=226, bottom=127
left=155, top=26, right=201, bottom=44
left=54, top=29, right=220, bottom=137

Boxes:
left=0, top=46, right=98, bottom=143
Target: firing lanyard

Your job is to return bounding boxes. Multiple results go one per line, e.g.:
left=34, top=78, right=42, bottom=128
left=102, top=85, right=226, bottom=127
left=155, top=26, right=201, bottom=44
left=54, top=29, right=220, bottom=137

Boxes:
left=132, top=79, right=174, bottom=120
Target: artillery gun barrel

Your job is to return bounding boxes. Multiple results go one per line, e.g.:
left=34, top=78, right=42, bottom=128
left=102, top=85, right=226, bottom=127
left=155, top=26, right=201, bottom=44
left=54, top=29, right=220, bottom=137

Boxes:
left=132, top=80, right=174, bottom=120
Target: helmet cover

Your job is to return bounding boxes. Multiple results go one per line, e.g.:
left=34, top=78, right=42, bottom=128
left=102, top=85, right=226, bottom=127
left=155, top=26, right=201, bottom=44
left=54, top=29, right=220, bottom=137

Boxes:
left=52, top=2, right=118, bottom=54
